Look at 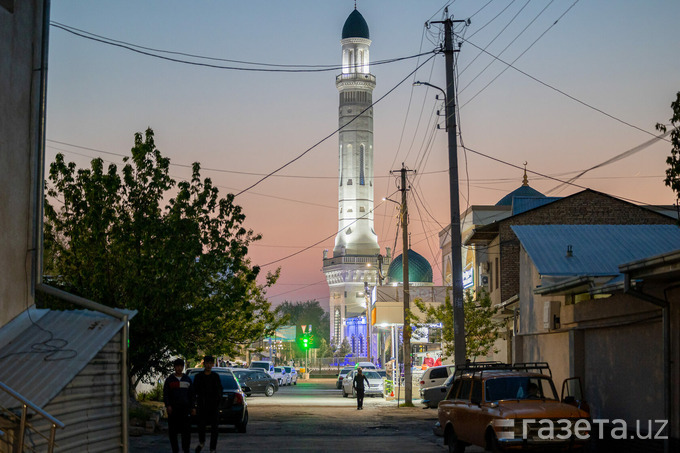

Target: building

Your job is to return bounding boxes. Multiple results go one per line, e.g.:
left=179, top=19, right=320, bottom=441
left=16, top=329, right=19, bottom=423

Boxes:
left=323, top=8, right=386, bottom=350
left=0, top=2, right=133, bottom=451
left=512, top=224, right=680, bottom=446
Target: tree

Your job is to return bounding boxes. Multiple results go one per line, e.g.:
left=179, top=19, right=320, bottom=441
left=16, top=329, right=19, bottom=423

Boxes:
left=317, top=338, right=332, bottom=358
left=275, top=300, right=330, bottom=358
left=337, top=338, right=352, bottom=358
left=42, top=128, right=282, bottom=389
left=413, top=289, right=500, bottom=360
left=657, top=91, right=680, bottom=205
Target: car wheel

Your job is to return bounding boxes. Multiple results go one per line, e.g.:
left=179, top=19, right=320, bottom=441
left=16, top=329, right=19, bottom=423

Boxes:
left=236, top=411, right=248, bottom=433
left=486, top=430, right=503, bottom=453
left=336, top=382, right=341, bottom=389
left=265, top=384, right=275, bottom=397
left=246, top=393, right=252, bottom=397
left=342, top=388, right=348, bottom=398
left=446, top=427, right=466, bottom=453
left=293, top=380, right=297, bottom=385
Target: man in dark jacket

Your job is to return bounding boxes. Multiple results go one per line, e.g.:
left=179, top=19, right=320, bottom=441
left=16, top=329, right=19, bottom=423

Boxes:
left=193, top=355, right=223, bottom=453
left=164, top=358, right=195, bottom=453
left=353, top=367, right=370, bottom=410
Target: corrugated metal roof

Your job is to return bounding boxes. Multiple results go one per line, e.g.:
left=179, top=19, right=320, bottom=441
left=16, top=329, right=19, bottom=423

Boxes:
left=511, top=196, right=561, bottom=215
left=0, top=308, right=133, bottom=410
left=511, top=224, right=680, bottom=276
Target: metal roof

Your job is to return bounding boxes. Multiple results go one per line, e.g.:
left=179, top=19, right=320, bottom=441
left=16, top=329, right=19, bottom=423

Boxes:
left=511, top=196, right=561, bottom=216
left=0, top=308, right=134, bottom=410
left=511, top=224, right=680, bottom=276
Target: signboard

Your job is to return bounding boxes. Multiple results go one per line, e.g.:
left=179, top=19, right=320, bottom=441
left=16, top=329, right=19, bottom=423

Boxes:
left=462, top=267, right=474, bottom=289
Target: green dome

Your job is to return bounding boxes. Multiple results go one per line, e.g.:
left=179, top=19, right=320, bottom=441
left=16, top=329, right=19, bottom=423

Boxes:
left=342, top=9, right=370, bottom=39
left=387, top=249, right=433, bottom=284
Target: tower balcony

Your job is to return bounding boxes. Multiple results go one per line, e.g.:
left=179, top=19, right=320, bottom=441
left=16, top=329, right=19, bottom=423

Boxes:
left=336, top=73, right=376, bottom=90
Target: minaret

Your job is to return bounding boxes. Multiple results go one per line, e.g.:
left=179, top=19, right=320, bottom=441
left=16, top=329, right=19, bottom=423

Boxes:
left=323, top=8, right=382, bottom=348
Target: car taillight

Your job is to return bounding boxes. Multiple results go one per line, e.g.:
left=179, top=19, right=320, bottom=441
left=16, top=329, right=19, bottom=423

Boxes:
left=233, top=393, right=244, bottom=405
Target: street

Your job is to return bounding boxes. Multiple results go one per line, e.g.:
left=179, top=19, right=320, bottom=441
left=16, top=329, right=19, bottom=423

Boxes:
left=130, top=379, right=484, bottom=452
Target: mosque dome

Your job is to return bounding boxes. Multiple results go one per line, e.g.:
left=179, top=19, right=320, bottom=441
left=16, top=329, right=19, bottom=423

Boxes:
left=387, top=249, right=433, bottom=284
left=342, top=9, right=370, bottom=39
left=495, top=166, right=545, bottom=206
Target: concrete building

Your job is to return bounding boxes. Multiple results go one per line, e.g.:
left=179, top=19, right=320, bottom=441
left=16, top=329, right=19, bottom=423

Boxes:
left=512, top=224, right=680, bottom=446
left=0, top=2, right=133, bottom=451
left=323, top=8, right=387, bottom=348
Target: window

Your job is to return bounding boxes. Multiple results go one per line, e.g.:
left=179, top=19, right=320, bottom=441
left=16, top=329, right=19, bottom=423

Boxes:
left=359, top=207, right=365, bottom=212
left=471, top=379, right=482, bottom=403
left=359, top=145, right=365, bottom=185
left=495, top=258, right=499, bottom=289
left=458, top=379, right=472, bottom=401
left=430, top=367, right=448, bottom=379
left=447, top=379, right=462, bottom=400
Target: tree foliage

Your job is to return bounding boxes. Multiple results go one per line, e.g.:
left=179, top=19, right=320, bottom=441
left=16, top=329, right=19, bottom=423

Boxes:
left=657, top=91, right=680, bottom=204
left=413, top=289, right=500, bottom=361
left=42, top=128, right=281, bottom=387
left=275, top=300, right=330, bottom=358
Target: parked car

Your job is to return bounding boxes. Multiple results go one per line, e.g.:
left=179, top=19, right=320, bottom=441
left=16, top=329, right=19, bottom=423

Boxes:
left=272, top=366, right=289, bottom=386
left=420, top=373, right=455, bottom=409
left=354, top=361, right=377, bottom=370
left=438, top=362, right=590, bottom=452
left=185, top=367, right=249, bottom=433
left=336, top=367, right=354, bottom=389
left=283, top=366, right=298, bottom=385
left=231, top=368, right=279, bottom=397
left=249, top=360, right=275, bottom=376
left=341, top=369, right=384, bottom=398
left=419, top=364, right=455, bottom=390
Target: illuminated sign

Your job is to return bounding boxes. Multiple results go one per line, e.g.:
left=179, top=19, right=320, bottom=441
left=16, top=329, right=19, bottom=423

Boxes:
left=462, top=267, right=474, bottom=289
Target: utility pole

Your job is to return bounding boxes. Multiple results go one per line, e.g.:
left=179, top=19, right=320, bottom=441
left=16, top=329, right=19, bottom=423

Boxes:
left=431, top=8, right=468, bottom=365
left=393, top=164, right=415, bottom=405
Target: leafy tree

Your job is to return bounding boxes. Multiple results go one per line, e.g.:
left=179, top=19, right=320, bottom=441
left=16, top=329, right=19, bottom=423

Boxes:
left=657, top=91, right=680, bottom=205
left=337, top=338, right=352, bottom=358
left=42, top=128, right=281, bottom=388
left=275, top=300, right=330, bottom=358
left=413, top=289, right=500, bottom=360
left=316, top=338, right=332, bottom=358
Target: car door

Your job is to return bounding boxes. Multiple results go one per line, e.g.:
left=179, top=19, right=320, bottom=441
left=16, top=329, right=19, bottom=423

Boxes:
left=344, top=370, right=355, bottom=394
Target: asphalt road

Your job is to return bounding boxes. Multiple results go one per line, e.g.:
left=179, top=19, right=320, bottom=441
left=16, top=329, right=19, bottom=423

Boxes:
left=130, top=379, right=483, bottom=452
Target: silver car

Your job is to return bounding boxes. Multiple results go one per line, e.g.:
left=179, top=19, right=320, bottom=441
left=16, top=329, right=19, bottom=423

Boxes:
left=420, top=372, right=454, bottom=408
left=342, top=370, right=384, bottom=398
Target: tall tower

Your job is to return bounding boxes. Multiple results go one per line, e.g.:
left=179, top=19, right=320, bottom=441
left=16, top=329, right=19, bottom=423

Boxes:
left=323, top=8, right=382, bottom=348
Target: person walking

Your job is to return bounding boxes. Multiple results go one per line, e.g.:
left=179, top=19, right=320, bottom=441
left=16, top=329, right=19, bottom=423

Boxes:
left=163, top=358, right=195, bottom=453
left=194, top=355, right=223, bottom=453
left=353, top=367, right=370, bottom=410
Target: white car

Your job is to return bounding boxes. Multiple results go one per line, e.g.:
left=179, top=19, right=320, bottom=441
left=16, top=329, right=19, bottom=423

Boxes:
left=283, top=366, right=297, bottom=385
left=342, top=369, right=384, bottom=398
left=418, top=364, right=455, bottom=390
left=273, top=366, right=290, bottom=386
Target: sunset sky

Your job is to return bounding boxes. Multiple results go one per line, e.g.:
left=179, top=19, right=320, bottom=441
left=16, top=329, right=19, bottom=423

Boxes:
left=45, top=0, right=680, bottom=309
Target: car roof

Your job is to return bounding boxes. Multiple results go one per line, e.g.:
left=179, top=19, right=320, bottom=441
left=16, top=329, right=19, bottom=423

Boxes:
left=459, top=370, right=549, bottom=379
left=186, top=367, right=234, bottom=374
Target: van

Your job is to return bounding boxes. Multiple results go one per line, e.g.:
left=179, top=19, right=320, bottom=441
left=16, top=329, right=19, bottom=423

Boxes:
left=249, top=360, right=275, bottom=376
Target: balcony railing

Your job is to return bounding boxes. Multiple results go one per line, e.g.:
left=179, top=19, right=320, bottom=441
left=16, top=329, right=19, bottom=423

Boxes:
left=336, top=73, right=376, bottom=84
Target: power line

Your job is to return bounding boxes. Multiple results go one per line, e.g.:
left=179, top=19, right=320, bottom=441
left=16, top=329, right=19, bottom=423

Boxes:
left=234, top=53, right=438, bottom=197
left=50, top=21, right=433, bottom=73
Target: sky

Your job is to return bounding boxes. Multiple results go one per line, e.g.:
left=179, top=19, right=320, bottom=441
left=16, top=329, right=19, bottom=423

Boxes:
left=45, top=0, right=680, bottom=310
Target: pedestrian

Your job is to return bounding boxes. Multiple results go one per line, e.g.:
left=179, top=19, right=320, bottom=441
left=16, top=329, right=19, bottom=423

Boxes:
left=193, top=355, right=223, bottom=453
left=353, top=367, right=370, bottom=410
left=423, top=352, right=435, bottom=368
left=163, top=358, right=195, bottom=453
left=434, top=354, right=442, bottom=367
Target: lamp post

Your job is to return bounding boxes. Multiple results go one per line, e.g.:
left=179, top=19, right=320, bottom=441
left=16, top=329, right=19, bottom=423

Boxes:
left=414, top=75, right=466, bottom=365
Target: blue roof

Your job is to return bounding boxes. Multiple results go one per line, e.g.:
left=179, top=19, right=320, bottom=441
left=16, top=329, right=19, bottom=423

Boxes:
left=512, top=196, right=561, bottom=216
left=387, top=249, right=433, bottom=283
left=496, top=185, right=545, bottom=206
left=342, top=9, right=370, bottom=39
left=511, top=224, right=680, bottom=276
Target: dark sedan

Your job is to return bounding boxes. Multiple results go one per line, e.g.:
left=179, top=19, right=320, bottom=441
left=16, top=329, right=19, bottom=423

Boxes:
left=231, top=368, right=279, bottom=397
left=186, top=367, right=249, bottom=433
left=420, top=372, right=454, bottom=409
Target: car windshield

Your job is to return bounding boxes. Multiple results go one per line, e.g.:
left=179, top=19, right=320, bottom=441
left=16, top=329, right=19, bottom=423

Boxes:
left=233, top=370, right=252, bottom=381
left=363, top=371, right=381, bottom=380
left=188, top=370, right=240, bottom=391
left=251, top=362, right=268, bottom=370
left=444, top=373, right=456, bottom=386
left=484, top=376, right=557, bottom=401
left=339, top=368, right=353, bottom=376
left=284, top=367, right=292, bottom=372
left=275, top=367, right=282, bottom=372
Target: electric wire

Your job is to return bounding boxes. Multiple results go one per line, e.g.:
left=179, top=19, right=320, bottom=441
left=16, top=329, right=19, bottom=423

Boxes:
left=51, top=21, right=432, bottom=73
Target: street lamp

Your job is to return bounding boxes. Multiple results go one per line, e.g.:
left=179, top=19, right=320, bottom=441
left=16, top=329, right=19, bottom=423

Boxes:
left=413, top=76, right=466, bottom=365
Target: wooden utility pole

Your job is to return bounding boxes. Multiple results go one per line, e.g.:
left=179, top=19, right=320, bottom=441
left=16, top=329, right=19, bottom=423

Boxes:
left=394, top=164, right=415, bottom=404
left=431, top=8, right=468, bottom=365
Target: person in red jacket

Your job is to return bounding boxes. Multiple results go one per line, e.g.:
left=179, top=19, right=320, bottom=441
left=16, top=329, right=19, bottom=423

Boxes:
left=423, top=352, right=435, bottom=368
left=434, top=355, right=442, bottom=367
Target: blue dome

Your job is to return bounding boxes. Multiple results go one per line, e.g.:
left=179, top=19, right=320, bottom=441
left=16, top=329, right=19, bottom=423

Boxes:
left=387, top=249, right=433, bottom=284
left=342, top=9, right=370, bottom=39
left=496, top=185, right=545, bottom=206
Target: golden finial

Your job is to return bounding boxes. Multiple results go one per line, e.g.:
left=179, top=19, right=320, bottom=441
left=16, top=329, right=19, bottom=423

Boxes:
left=522, top=161, right=528, bottom=186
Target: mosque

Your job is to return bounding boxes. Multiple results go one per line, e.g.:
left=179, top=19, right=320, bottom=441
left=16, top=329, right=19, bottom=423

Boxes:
left=322, top=8, right=550, bottom=365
